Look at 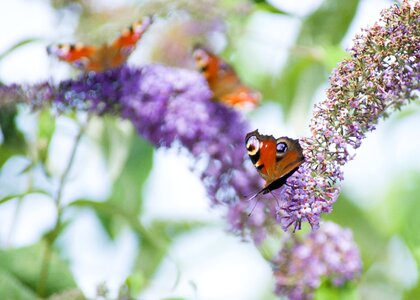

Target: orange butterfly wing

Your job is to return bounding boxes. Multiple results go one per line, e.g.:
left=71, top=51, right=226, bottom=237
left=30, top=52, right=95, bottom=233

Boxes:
left=219, top=85, right=261, bottom=109
left=47, top=43, right=97, bottom=69
left=253, top=136, right=277, bottom=183
left=47, top=16, right=153, bottom=72
left=109, top=16, right=154, bottom=69
left=245, top=130, right=304, bottom=194
left=193, top=46, right=261, bottom=108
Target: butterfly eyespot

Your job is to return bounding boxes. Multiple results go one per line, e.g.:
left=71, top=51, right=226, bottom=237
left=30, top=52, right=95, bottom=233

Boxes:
left=58, top=44, right=70, bottom=52
left=246, top=135, right=260, bottom=155
left=200, top=65, right=208, bottom=73
left=276, top=142, right=287, bottom=153
left=193, top=49, right=208, bottom=65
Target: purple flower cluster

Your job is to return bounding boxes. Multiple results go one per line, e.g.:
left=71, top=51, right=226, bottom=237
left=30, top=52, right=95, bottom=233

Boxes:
left=0, top=84, right=25, bottom=107
left=273, top=222, right=362, bottom=300
left=303, top=0, right=420, bottom=188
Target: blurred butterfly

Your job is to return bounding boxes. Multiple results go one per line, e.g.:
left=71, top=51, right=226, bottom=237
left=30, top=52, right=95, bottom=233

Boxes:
left=245, top=129, right=304, bottom=197
left=47, top=16, right=153, bottom=72
left=193, top=46, right=261, bottom=108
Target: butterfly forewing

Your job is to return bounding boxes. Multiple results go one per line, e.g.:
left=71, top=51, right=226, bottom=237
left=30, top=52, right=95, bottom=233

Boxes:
left=48, top=16, right=153, bottom=72
left=111, top=16, right=153, bottom=56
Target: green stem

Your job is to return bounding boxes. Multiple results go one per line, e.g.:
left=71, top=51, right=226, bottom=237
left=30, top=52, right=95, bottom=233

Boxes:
left=7, top=123, right=37, bottom=247
left=5, top=196, right=24, bottom=248
left=37, top=116, right=90, bottom=297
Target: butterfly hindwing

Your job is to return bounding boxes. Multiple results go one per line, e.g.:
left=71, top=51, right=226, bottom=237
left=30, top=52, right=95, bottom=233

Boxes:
left=193, top=46, right=261, bottom=108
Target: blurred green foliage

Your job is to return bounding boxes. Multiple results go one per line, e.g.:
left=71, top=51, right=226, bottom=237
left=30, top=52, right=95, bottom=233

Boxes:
left=0, top=243, right=76, bottom=297
left=95, top=120, right=154, bottom=239
left=256, top=0, right=358, bottom=117
left=252, top=0, right=289, bottom=15
left=0, top=107, right=26, bottom=167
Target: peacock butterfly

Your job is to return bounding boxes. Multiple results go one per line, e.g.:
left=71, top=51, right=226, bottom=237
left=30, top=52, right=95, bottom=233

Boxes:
left=245, top=129, right=304, bottom=197
left=47, top=16, right=153, bottom=72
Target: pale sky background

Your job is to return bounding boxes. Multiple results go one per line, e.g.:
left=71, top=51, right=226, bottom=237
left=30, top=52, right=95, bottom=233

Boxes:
left=0, top=0, right=419, bottom=299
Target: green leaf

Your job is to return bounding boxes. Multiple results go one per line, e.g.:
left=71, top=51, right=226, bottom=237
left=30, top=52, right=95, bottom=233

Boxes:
left=0, top=107, right=26, bottom=167
left=98, top=127, right=154, bottom=239
left=0, top=189, right=51, bottom=206
left=69, top=199, right=160, bottom=250
left=324, top=193, right=387, bottom=267
left=0, top=242, right=76, bottom=297
left=384, top=172, right=420, bottom=248
left=70, top=200, right=204, bottom=293
left=404, top=279, right=420, bottom=300
left=135, top=220, right=204, bottom=291
left=38, top=109, right=57, bottom=165
left=69, top=199, right=168, bottom=293
left=0, top=194, right=22, bottom=205
left=0, top=190, right=49, bottom=206
left=298, top=0, right=360, bottom=46
left=253, top=0, right=289, bottom=15
left=0, top=269, right=37, bottom=300
left=125, top=271, right=145, bottom=297
left=262, top=56, right=325, bottom=114
left=263, top=0, right=359, bottom=115
left=315, top=280, right=358, bottom=300
left=48, top=289, right=86, bottom=300
left=388, top=104, right=420, bottom=122
left=70, top=199, right=138, bottom=226
left=99, top=118, right=132, bottom=178
left=0, top=38, right=41, bottom=61
left=322, top=44, right=350, bottom=71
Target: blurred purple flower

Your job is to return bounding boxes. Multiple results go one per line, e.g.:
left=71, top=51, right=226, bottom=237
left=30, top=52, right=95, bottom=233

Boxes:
left=273, top=222, right=362, bottom=300
left=0, top=65, right=269, bottom=240
left=0, top=84, right=25, bottom=107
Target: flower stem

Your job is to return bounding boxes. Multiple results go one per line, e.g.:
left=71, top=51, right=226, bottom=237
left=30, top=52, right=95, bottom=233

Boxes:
left=6, top=133, right=37, bottom=247
left=6, top=196, right=24, bottom=248
left=37, top=116, right=90, bottom=297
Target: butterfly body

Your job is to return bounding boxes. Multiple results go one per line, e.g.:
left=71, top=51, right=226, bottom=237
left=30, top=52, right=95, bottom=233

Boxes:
left=245, top=130, right=304, bottom=195
left=47, top=16, right=153, bottom=72
left=193, top=46, right=261, bottom=108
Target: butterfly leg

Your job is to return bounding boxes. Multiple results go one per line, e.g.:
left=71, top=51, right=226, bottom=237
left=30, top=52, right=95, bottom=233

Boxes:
left=284, top=180, right=294, bottom=188
left=293, top=219, right=302, bottom=233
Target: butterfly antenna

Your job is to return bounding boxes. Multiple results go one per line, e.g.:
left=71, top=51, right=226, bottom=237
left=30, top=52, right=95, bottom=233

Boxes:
left=269, top=191, right=281, bottom=210
left=246, top=191, right=259, bottom=202
left=248, top=197, right=260, bottom=217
